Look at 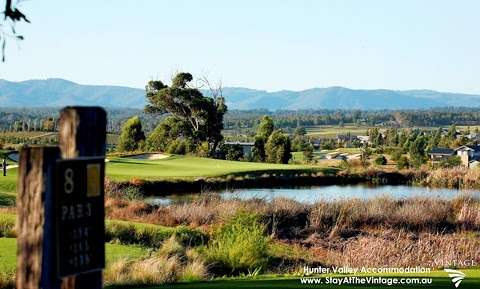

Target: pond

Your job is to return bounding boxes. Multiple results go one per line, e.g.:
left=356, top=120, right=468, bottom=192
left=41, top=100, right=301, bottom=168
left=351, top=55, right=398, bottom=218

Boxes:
left=146, top=184, right=480, bottom=205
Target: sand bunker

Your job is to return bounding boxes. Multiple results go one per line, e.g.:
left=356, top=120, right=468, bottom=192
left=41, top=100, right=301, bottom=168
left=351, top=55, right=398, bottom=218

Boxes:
left=123, top=153, right=170, bottom=160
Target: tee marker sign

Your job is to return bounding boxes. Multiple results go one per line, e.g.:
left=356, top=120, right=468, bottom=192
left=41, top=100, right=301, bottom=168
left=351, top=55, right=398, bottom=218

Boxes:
left=56, top=157, right=105, bottom=277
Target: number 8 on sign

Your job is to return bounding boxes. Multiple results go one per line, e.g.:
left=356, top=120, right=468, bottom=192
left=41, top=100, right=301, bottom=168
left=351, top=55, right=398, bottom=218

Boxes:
left=64, top=168, right=74, bottom=194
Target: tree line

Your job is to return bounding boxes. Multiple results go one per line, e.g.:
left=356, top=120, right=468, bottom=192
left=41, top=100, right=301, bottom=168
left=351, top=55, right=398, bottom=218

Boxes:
left=3, top=107, right=480, bottom=135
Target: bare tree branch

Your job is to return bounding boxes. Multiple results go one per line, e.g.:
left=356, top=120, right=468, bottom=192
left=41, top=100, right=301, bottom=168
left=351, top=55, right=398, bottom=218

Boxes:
left=1, top=0, right=30, bottom=61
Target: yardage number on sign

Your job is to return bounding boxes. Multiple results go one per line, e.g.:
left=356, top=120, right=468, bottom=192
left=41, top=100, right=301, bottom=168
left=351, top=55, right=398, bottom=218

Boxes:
left=56, top=157, right=105, bottom=277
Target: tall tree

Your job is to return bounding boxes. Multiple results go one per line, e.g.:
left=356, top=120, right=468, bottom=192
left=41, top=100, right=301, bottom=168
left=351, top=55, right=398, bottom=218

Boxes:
left=145, top=72, right=227, bottom=155
left=256, top=116, right=274, bottom=139
left=265, top=129, right=291, bottom=164
left=252, top=116, right=274, bottom=161
left=145, top=116, right=191, bottom=152
left=118, top=116, right=146, bottom=152
left=409, top=135, right=427, bottom=168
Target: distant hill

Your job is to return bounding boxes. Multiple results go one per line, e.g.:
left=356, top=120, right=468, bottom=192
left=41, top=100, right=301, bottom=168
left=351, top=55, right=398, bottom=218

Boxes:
left=0, top=78, right=145, bottom=108
left=2, top=78, right=480, bottom=110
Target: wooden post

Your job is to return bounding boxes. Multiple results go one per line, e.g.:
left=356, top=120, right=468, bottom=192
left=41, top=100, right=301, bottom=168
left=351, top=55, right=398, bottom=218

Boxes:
left=58, top=106, right=107, bottom=289
left=16, top=106, right=107, bottom=289
left=16, top=146, right=60, bottom=289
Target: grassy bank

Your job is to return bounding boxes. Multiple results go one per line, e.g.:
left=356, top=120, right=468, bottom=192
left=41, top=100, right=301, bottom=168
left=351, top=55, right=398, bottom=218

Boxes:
left=0, top=238, right=147, bottom=272
left=0, top=155, right=332, bottom=196
left=104, top=270, right=480, bottom=289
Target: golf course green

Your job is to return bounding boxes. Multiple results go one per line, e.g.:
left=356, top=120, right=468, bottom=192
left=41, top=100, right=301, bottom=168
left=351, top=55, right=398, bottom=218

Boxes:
left=106, top=155, right=320, bottom=181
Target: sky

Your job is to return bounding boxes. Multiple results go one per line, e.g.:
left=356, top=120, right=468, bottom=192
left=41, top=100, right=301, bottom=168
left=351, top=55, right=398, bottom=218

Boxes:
left=1, top=0, right=480, bottom=93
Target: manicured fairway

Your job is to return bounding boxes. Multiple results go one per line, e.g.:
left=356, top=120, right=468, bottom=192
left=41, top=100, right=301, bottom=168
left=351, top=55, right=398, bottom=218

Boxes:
left=0, top=155, right=327, bottom=195
left=106, top=155, right=320, bottom=181
left=304, top=125, right=368, bottom=137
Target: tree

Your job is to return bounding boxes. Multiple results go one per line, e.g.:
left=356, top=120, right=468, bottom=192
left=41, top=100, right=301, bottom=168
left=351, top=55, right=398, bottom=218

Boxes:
left=225, top=144, right=243, bottom=161
left=447, top=124, right=457, bottom=141
left=291, top=126, right=308, bottom=152
left=440, top=156, right=462, bottom=168
left=294, top=127, right=306, bottom=136
left=252, top=116, right=275, bottom=162
left=265, top=130, right=291, bottom=164
left=428, top=128, right=441, bottom=148
left=145, top=72, right=227, bottom=155
left=409, top=135, right=427, bottom=168
left=360, top=147, right=370, bottom=167
left=145, top=116, right=192, bottom=152
left=118, top=116, right=145, bottom=152
left=1, top=0, right=30, bottom=61
left=256, top=116, right=274, bottom=139
left=252, top=135, right=266, bottom=162
left=303, top=144, right=314, bottom=163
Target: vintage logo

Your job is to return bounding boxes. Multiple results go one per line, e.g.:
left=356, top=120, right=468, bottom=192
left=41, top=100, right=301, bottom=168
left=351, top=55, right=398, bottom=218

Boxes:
left=444, top=269, right=466, bottom=288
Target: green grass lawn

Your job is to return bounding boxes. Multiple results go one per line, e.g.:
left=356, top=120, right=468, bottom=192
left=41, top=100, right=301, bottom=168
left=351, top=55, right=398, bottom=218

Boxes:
left=0, top=167, right=17, bottom=206
left=304, top=125, right=369, bottom=138
left=0, top=155, right=328, bottom=196
left=106, top=155, right=321, bottom=182
left=0, top=237, right=147, bottom=272
left=291, top=151, right=325, bottom=162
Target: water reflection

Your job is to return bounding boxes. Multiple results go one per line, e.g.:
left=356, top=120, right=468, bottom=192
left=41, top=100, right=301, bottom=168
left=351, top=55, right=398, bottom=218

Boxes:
left=146, top=184, right=480, bottom=206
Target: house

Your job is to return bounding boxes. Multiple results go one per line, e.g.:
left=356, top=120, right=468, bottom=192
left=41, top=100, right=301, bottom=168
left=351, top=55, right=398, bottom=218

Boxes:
left=466, top=133, right=480, bottom=143
left=336, top=134, right=359, bottom=147
left=224, top=141, right=255, bottom=157
left=312, top=140, right=322, bottom=149
left=454, top=145, right=480, bottom=167
left=429, top=147, right=454, bottom=162
left=440, top=127, right=460, bottom=138
left=357, top=135, right=370, bottom=145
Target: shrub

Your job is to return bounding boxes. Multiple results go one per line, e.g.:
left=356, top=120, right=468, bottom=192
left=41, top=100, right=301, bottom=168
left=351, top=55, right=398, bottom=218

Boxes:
left=390, top=149, right=403, bottom=161
left=121, top=186, right=143, bottom=201
left=130, top=255, right=180, bottom=284
left=158, top=235, right=184, bottom=256
left=397, top=156, right=410, bottom=170
left=166, top=139, right=195, bottom=155
left=180, top=259, right=208, bottom=282
left=105, top=236, right=207, bottom=286
left=205, top=212, right=269, bottom=274
left=0, top=214, right=15, bottom=237
left=0, top=271, right=15, bottom=289
left=105, top=220, right=207, bottom=247
left=106, top=181, right=143, bottom=201
left=104, top=258, right=135, bottom=284
left=374, top=155, right=387, bottom=165
left=440, top=156, right=462, bottom=168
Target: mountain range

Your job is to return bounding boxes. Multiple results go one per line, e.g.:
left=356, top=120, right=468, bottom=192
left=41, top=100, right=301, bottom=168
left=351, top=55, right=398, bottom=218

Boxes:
left=1, top=78, right=480, bottom=110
